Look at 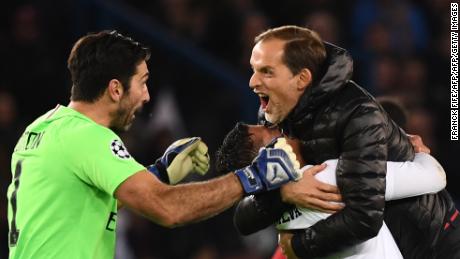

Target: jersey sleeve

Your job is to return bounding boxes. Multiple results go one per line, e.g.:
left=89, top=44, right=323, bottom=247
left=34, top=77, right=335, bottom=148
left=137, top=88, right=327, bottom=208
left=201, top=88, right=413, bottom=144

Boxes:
left=65, top=125, right=145, bottom=196
left=385, top=153, right=446, bottom=201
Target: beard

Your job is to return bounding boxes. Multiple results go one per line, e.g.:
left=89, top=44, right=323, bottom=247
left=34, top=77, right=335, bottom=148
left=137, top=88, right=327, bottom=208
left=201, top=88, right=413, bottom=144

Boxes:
left=110, top=102, right=134, bottom=133
left=265, top=111, right=283, bottom=125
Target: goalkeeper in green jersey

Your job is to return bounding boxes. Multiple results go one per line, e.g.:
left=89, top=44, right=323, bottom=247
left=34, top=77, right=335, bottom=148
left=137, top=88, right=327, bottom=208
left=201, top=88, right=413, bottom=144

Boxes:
left=6, top=30, right=340, bottom=259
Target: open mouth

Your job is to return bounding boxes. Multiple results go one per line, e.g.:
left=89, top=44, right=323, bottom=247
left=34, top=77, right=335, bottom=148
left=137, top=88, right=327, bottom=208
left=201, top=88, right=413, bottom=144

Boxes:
left=131, top=106, right=144, bottom=121
left=258, top=93, right=270, bottom=110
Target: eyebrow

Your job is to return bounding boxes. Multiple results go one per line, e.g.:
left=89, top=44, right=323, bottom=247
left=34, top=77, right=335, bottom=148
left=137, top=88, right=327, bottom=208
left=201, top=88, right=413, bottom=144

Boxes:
left=258, top=66, right=274, bottom=72
left=252, top=65, right=273, bottom=71
left=141, top=72, right=149, bottom=79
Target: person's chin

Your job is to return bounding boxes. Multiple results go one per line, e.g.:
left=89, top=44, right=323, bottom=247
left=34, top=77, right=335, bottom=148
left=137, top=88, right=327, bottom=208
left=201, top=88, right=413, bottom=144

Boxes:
left=110, top=122, right=132, bottom=133
left=265, top=113, right=281, bottom=124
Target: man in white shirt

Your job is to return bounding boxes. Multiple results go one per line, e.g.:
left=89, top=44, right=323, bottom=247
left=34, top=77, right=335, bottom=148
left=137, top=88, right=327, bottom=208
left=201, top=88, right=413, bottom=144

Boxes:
left=216, top=123, right=446, bottom=258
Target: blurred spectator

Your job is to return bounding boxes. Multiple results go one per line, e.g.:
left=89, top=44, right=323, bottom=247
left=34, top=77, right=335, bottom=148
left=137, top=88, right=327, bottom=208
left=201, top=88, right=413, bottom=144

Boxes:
left=304, top=10, right=340, bottom=44
left=0, top=91, right=23, bottom=182
left=0, top=91, right=23, bottom=259
left=371, top=55, right=401, bottom=95
left=352, top=0, right=428, bottom=54
left=406, top=107, right=437, bottom=156
left=237, top=11, right=270, bottom=75
left=3, top=4, right=66, bottom=120
left=398, top=57, right=428, bottom=107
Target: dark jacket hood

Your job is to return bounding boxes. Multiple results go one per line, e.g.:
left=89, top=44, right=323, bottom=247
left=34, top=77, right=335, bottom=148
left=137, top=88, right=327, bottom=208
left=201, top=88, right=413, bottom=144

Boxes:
left=284, top=42, right=354, bottom=124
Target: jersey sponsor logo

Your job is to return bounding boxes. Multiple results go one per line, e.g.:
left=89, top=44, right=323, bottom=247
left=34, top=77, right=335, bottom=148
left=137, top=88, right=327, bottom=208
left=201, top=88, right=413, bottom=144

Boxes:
left=110, top=139, right=131, bottom=159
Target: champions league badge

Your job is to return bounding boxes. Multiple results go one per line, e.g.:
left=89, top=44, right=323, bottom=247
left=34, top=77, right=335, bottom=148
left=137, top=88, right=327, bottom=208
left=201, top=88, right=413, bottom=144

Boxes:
left=111, top=139, right=131, bottom=159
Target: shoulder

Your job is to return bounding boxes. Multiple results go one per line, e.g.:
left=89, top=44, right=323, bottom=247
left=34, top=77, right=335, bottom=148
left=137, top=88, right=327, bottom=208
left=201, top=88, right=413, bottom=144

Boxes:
left=330, top=82, right=384, bottom=123
left=335, top=81, right=379, bottom=109
left=60, top=118, right=121, bottom=153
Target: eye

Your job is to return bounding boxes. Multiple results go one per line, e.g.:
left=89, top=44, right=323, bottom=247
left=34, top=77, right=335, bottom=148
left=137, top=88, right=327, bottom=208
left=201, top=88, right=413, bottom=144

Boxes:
left=261, top=68, right=273, bottom=76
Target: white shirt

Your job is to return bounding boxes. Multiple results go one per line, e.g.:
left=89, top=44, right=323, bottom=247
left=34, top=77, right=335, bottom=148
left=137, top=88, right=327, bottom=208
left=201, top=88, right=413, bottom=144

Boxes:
left=276, top=153, right=446, bottom=259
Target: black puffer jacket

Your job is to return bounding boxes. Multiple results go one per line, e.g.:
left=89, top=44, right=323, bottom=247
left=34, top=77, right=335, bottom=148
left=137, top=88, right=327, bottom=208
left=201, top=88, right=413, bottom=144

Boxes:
left=235, top=43, right=457, bottom=258
left=281, top=42, right=414, bottom=258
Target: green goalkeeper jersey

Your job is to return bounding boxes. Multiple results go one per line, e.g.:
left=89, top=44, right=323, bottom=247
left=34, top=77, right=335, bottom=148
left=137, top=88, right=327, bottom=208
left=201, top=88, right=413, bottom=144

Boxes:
left=7, top=105, right=145, bottom=259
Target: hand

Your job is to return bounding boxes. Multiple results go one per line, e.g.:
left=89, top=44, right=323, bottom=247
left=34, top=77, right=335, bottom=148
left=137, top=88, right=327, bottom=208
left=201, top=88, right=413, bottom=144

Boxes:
left=279, top=231, right=298, bottom=259
left=235, top=138, right=301, bottom=195
left=280, top=164, right=343, bottom=213
left=407, top=134, right=430, bottom=154
left=148, top=137, right=210, bottom=184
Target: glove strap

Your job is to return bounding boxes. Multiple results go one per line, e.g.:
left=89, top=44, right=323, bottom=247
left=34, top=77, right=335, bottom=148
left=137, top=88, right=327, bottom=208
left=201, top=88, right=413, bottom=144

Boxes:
left=147, top=159, right=170, bottom=184
left=235, top=167, right=264, bottom=195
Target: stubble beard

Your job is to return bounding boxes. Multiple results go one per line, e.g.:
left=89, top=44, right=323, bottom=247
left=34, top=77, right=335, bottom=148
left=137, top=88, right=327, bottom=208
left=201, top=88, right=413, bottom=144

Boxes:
left=110, top=103, right=133, bottom=133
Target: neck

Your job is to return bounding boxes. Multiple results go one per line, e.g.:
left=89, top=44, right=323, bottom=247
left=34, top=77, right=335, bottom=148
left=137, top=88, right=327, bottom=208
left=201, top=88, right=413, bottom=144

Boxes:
left=68, top=100, right=112, bottom=128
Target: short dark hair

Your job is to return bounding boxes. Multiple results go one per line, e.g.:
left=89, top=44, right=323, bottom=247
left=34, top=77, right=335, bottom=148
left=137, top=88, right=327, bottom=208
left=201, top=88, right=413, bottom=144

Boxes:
left=255, top=25, right=326, bottom=78
left=215, top=123, right=258, bottom=174
left=68, top=30, right=150, bottom=102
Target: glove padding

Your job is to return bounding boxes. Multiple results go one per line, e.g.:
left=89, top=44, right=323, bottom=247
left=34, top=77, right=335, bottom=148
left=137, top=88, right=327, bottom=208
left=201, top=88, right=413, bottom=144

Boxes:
left=235, top=137, right=301, bottom=195
left=148, top=137, right=210, bottom=184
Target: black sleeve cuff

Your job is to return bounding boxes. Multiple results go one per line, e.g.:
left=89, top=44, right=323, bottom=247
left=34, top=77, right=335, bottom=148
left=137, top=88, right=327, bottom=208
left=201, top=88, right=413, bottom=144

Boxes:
left=147, top=159, right=170, bottom=184
left=291, top=231, right=309, bottom=258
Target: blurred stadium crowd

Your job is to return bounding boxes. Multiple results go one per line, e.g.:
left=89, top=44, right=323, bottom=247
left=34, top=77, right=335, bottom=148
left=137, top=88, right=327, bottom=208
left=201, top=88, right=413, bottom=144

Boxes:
left=0, top=0, right=458, bottom=258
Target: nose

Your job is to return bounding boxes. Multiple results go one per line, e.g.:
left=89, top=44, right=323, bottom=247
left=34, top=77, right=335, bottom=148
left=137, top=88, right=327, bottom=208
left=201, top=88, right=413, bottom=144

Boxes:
left=249, top=73, right=260, bottom=90
left=144, top=87, right=150, bottom=103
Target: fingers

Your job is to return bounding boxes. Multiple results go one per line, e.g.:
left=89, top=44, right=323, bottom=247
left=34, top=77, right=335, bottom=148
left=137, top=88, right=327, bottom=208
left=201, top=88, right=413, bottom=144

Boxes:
left=302, top=198, right=344, bottom=213
left=317, top=181, right=340, bottom=194
left=192, top=141, right=210, bottom=175
left=303, top=180, right=341, bottom=201
left=193, top=160, right=209, bottom=175
left=189, top=141, right=209, bottom=175
left=195, top=141, right=208, bottom=154
left=313, top=191, right=342, bottom=203
left=302, top=164, right=340, bottom=194
left=180, top=137, right=201, bottom=155
left=193, top=149, right=209, bottom=164
left=414, top=145, right=431, bottom=154
left=304, top=164, right=327, bottom=176
left=407, top=134, right=431, bottom=154
left=274, top=138, right=300, bottom=171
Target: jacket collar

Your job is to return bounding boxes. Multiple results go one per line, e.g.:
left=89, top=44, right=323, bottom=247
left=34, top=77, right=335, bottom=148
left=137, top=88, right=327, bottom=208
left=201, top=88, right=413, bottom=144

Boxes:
left=282, top=42, right=354, bottom=126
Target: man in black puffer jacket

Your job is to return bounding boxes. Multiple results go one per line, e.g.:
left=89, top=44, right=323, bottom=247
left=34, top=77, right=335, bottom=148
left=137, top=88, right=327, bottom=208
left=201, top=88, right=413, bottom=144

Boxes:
left=237, top=25, right=460, bottom=258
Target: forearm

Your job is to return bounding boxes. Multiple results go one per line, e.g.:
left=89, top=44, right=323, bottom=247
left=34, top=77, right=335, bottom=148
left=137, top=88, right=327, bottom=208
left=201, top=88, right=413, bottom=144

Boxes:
left=153, top=173, right=244, bottom=227
left=234, top=190, right=292, bottom=235
left=385, top=153, right=446, bottom=200
left=117, top=171, right=244, bottom=228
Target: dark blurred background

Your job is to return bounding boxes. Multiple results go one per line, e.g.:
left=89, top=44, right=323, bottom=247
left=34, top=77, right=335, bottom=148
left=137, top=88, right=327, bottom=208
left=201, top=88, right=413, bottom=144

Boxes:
left=0, top=0, right=458, bottom=258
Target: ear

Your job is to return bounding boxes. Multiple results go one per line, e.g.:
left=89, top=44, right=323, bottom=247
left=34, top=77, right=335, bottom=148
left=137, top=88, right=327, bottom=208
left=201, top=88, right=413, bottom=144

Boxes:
left=107, top=79, right=124, bottom=102
left=297, top=68, right=312, bottom=91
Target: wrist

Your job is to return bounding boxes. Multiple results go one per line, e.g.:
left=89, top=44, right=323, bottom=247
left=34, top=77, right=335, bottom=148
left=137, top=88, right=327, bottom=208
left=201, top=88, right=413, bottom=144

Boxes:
left=147, top=160, right=169, bottom=184
left=235, top=167, right=264, bottom=195
left=280, top=182, right=294, bottom=203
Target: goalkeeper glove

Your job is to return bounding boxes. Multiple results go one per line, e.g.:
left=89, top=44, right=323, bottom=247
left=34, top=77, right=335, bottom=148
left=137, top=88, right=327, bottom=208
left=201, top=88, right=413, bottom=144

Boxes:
left=235, top=138, right=300, bottom=195
left=148, top=137, right=210, bottom=184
